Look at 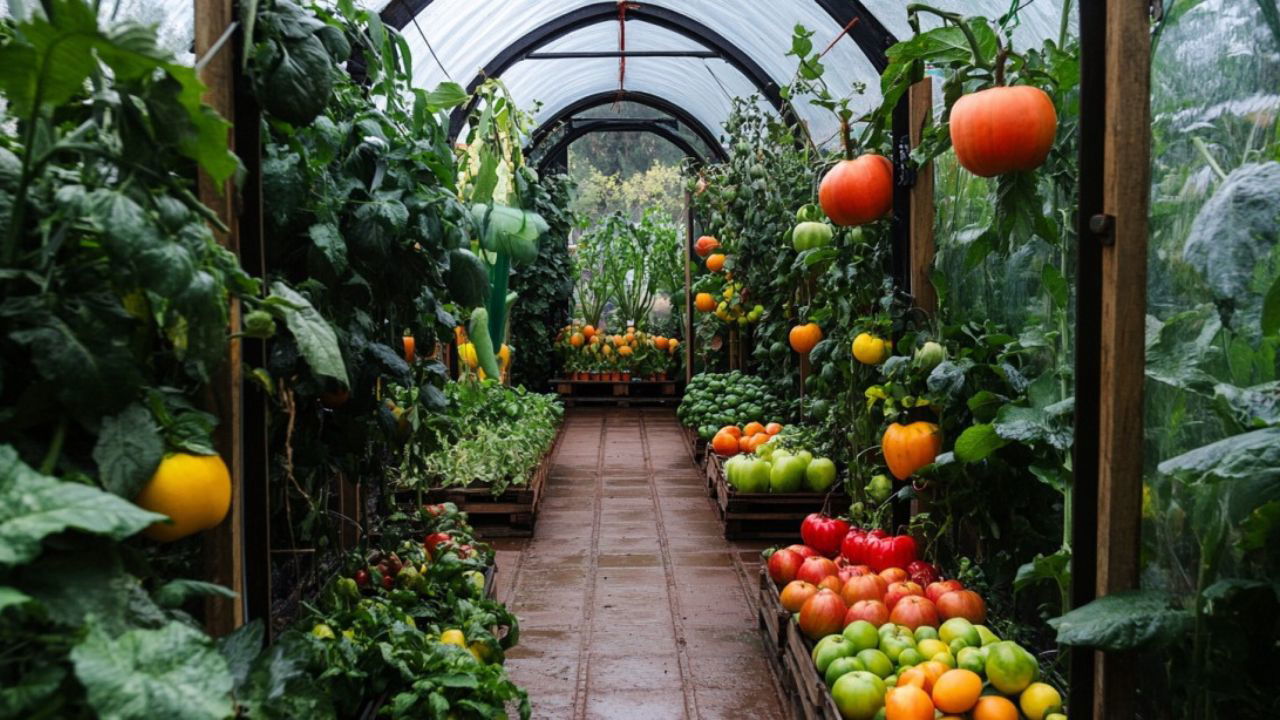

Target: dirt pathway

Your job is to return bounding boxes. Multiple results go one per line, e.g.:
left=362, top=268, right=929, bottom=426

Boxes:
left=492, top=408, right=788, bottom=720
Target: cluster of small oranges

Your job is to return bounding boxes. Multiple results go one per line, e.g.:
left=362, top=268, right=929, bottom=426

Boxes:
left=558, top=322, right=680, bottom=373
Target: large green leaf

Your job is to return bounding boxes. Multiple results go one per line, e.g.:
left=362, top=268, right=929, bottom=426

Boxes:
left=0, top=664, right=66, bottom=718
left=953, top=423, right=1008, bottom=462
left=1014, top=549, right=1071, bottom=593
left=71, top=619, right=234, bottom=720
left=93, top=404, right=164, bottom=499
left=0, top=446, right=164, bottom=567
left=16, top=547, right=137, bottom=631
left=1049, top=590, right=1192, bottom=651
left=994, top=404, right=1073, bottom=451
left=267, top=282, right=348, bottom=386
left=471, top=204, right=545, bottom=266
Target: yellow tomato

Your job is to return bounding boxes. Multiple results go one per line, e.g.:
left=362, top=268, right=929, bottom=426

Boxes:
left=1019, top=683, right=1063, bottom=720
left=134, top=453, right=232, bottom=542
left=852, top=332, right=891, bottom=365
left=441, top=629, right=466, bottom=647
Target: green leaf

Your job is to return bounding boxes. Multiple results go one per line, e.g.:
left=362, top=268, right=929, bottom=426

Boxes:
left=16, top=547, right=136, bottom=630
left=153, top=580, right=236, bottom=609
left=72, top=619, right=234, bottom=720
left=267, top=282, right=349, bottom=386
left=994, top=404, right=1073, bottom=451
left=93, top=404, right=164, bottom=499
left=1041, top=263, right=1068, bottom=309
left=308, top=222, right=348, bottom=274
left=425, top=81, right=468, bottom=111
left=1263, top=272, right=1280, bottom=336
left=953, top=424, right=1008, bottom=462
left=1014, top=549, right=1071, bottom=593
left=0, top=585, right=33, bottom=613
left=0, top=446, right=164, bottom=567
left=470, top=148, right=501, bottom=205
left=0, top=664, right=66, bottom=718
left=1049, top=590, right=1192, bottom=651
left=216, top=619, right=264, bottom=690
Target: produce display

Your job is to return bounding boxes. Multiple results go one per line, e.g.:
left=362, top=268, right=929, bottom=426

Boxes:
left=556, top=322, right=679, bottom=380
left=723, top=433, right=840, bottom=494
left=290, top=503, right=529, bottom=717
left=765, top=514, right=1065, bottom=720
left=394, top=379, right=563, bottom=495
left=678, top=371, right=785, bottom=438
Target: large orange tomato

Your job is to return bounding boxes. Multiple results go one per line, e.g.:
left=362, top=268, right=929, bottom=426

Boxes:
left=937, top=590, right=987, bottom=624
left=949, top=85, right=1058, bottom=177
left=889, top=595, right=939, bottom=631
left=799, top=589, right=848, bottom=640
left=841, top=574, right=888, bottom=605
left=695, top=293, right=716, bottom=312
left=706, top=253, right=727, bottom=272
left=712, top=431, right=739, bottom=457
left=694, top=235, right=721, bottom=257
left=881, top=422, right=942, bottom=480
left=932, top=669, right=983, bottom=713
left=780, top=580, right=819, bottom=613
left=789, top=323, right=823, bottom=354
left=884, top=685, right=934, bottom=720
left=819, top=154, right=894, bottom=226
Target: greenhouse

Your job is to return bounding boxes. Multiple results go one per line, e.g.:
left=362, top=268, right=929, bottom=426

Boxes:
left=1, top=0, right=1277, bottom=718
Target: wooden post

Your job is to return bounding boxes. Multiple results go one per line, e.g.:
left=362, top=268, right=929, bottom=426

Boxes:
left=684, top=192, right=695, bottom=383
left=907, top=78, right=936, bottom=313
left=196, top=0, right=244, bottom=635
left=1095, top=1, right=1151, bottom=716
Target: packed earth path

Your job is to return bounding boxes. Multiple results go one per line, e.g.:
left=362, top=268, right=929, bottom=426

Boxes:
left=490, top=408, right=789, bottom=719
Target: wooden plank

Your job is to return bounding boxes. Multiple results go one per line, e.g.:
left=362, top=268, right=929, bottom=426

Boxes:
left=1096, top=1, right=1152, bottom=717
left=907, top=78, right=937, bottom=314
left=195, top=0, right=243, bottom=636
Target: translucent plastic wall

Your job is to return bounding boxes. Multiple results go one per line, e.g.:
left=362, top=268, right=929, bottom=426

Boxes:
left=1138, top=1, right=1280, bottom=714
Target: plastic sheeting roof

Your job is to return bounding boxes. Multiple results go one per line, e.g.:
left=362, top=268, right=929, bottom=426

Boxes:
left=391, top=0, right=1066, bottom=146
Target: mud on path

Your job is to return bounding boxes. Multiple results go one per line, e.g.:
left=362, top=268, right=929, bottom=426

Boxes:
left=490, top=408, right=789, bottom=720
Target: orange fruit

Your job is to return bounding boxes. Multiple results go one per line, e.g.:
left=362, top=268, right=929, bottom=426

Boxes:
left=932, top=669, right=982, bottom=714
left=896, top=667, right=932, bottom=693
left=654, top=336, right=669, bottom=350
left=720, top=425, right=743, bottom=439
left=695, top=293, right=716, bottom=312
left=765, top=422, right=783, bottom=435
left=706, top=253, right=727, bottom=272
left=916, top=661, right=949, bottom=689
left=884, top=685, right=934, bottom=720
left=569, top=332, right=584, bottom=347
left=971, top=696, right=1019, bottom=720
left=742, top=421, right=765, bottom=436
left=748, top=432, right=770, bottom=452
left=583, top=325, right=596, bottom=339
left=712, top=432, right=739, bottom=457
left=738, top=434, right=753, bottom=453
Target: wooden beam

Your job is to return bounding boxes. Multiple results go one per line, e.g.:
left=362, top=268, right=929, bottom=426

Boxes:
left=907, top=78, right=936, bottom=314
left=195, top=0, right=245, bottom=636
left=1095, top=0, right=1152, bottom=716
left=685, top=192, right=695, bottom=384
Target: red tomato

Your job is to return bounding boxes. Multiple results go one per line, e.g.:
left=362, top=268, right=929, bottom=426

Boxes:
left=879, top=567, right=909, bottom=584
left=780, top=580, right=819, bottom=613
left=796, top=556, right=839, bottom=586
left=799, top=589, right=848, bottom=640
left=844, top=599, right=890, bottom=627
left=768, top=548, right=804, bottom=585
left=925, top=580, right=964, bottom=604
left=841, top=573, right=888, bottom=605
left=424, top=532, right=451, bottom=557
left=889, top=595, right=940, bottom=631
left=907, top=560, right=940, bottom=586
left=786, top=544, right=820, bottom=560
left=801, top=513, right=851, bottom=557
left=937, top=590, right=987, bottom=624
left=884, top=581, right=925, bottom=610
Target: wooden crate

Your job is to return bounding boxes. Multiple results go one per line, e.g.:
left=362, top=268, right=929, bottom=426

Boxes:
left=758, top=566, right=788, bottom=657
left=783, top=620, right=843, bottom=720
left=708, top=456, right=849, bottom=540
left=398, top=425, right=564, bottom=538
left=703, top=452, right=721, bottom=500
left=551, top=378, right=681, bottom=407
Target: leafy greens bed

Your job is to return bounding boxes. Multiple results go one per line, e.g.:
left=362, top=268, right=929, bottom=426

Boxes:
left=396, top=380, right=564, bottom=496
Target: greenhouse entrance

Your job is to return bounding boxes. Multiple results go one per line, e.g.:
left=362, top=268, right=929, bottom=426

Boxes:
left=5, top=0, right=1279, bottom=718
left=493, top=409, right=785, bottom=719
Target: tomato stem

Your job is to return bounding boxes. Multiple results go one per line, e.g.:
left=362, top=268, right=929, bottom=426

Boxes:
left=840, top=116, right=854, bottom=160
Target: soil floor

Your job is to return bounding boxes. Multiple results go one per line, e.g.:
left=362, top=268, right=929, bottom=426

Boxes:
left=491, top=407, right=789, bottom=720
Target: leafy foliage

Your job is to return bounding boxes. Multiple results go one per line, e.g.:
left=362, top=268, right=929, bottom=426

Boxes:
left=508, top=173, right=576, bottom=390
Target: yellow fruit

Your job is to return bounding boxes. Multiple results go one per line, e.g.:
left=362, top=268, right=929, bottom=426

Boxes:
left=852, top=332, right=891, bottom=365
left=134, top=453, right=232, bottom=542
left=1019, top=683, right=1063, bottom=720
left=916, top=639, right=949, bottom=658
left=458, top=342, right=479, bottom=368
left=498, top=344, right=512, bottom=371
left=469, top=642, right=491, bottom=662
left=441, top=629, right=466, bottom=647
left=722, top=285, right=734, bottom=300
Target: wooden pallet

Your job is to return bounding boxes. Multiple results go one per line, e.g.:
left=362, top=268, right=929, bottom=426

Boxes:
left=709, top=456, right=849, bottom=540
left=782, top=619, right=843, bottom=720
left=397, top=425, right=564, bottom=538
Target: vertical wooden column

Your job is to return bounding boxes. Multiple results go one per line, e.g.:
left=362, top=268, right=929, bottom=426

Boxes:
left=907, top=78, right=936, bottom=314
left=1095, top=0, right=1151, bottom=716
left=196, top=0, right=245, bottom=635
left=684, top=192, right=695, bottom=383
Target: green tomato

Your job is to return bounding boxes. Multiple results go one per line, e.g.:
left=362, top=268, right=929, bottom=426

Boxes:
left=830, top=671, right=886, bottom=720
left=912, top=626, right=938, bottom=643
left=865, top=474, right=893, bottom=502
left=812, top=635, right=857, bottom=674
left=841, top=620, right=880, bottom=653
left=855, top=648, right=893, bottom=679
left=824, top=656, right=866, bottom=687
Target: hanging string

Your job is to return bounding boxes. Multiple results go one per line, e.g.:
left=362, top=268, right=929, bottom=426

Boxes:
left=615, top=1, right=639, bottom=107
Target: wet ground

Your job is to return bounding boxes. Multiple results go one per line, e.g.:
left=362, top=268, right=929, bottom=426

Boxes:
left=491, top=407, right=789, bottom=720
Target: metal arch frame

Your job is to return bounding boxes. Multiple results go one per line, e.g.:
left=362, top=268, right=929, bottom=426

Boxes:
left=534, top=119, right=708, bottom=175
left=379, top=0, right=898, bottom=70
left=442, top=4, right=796, bottom=143
left=526, top=91, right=729, bottom=163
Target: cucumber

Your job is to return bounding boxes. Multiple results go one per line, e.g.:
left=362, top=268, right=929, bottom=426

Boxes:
left=468, top=307, right=501, bottom=380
